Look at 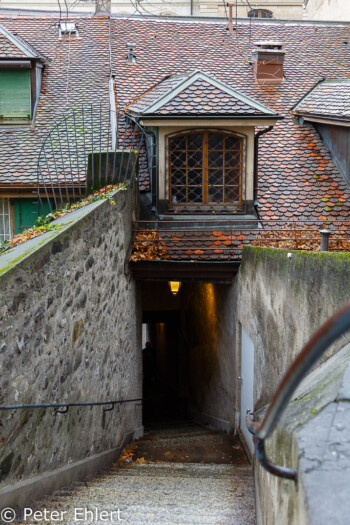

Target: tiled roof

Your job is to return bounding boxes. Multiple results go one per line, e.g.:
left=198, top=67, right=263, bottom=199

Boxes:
left=127, top=71, right=277, bottom=117
left=293, top=79, right=350, bottom=121
left=0, top=15, right=111, bottom=188
left=0, top=32, right=25, bottom=57
left=0, top=23, right=44, bottom=59
left=111, top=17, right=350, bottom=220
left=0, top=14, right=349, bottom=229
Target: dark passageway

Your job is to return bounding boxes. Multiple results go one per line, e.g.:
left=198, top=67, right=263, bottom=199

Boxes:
left=142, top=310, right=186, bottom=423
left=140, top=280, right=237, bottom=435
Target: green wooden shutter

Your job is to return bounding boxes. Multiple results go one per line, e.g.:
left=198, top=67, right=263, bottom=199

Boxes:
left=14, top=198, right=53, bottom=234
left=0, top=69, right=31, bottom=120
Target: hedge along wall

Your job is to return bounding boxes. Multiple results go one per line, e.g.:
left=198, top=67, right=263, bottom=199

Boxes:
left=0, top=187, right=142, bottom=502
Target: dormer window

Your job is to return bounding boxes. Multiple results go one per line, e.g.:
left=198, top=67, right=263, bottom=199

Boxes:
left=0, top=23, right=45, bottom=126
left=126, top=71, right=281, bottom=217
left=169, top=130, right=243, bottom=209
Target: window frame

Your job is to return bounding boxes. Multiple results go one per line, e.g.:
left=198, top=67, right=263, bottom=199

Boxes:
left=248, top=9, right=273, bottom=18
left=0, top=198, right=11, bottom=242
left=165, top=128, right=246, bottom=214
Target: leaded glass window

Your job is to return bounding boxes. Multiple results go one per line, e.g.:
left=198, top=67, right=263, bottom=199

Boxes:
left=169, top=130, right=243, bottom=207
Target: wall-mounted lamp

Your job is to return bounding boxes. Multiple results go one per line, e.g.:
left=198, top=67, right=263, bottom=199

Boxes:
left=168, top=281, right=181, bottom=295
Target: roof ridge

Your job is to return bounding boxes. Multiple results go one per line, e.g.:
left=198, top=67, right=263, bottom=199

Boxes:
left=128, top=70, right=277, bottom=117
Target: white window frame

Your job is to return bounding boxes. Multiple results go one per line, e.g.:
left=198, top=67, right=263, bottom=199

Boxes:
left=0, top=198, right=11, bottom=241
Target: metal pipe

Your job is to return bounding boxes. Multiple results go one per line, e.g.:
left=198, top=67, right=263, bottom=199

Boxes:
left=254, top=126, right=274, bottom=202
left=228, top=3, right=233, bottom=33
left=320, top=229, right=331, bottom=251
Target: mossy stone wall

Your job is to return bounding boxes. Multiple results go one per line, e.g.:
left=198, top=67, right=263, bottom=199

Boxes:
left=0, top=188, right=142, bottom=490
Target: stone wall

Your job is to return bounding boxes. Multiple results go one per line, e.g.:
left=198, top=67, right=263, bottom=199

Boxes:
left=235, top=246, right=350, bottom=525
left=235, top=246, right=350, bottom=411
left=0, top=188, right=142, bottom=500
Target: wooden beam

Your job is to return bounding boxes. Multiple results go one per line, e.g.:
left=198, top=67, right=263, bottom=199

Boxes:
left=129, top=260, right=239, bottom=283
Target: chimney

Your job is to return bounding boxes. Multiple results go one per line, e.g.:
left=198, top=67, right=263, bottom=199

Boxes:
left=95, top=0, right=111, bottom=15
left=252, top=41, right=285, bottom=82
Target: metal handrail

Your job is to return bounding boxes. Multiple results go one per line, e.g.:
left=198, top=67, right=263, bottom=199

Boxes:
left=0, top=398, right=142, bottom=414
left=246, top=301, right=350, bottom=482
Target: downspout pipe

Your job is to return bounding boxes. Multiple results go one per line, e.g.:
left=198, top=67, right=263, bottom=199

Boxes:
left=254, top=125, right=274, bottom=211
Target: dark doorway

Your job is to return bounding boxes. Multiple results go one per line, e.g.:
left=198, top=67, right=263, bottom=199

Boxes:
left=142, top=310, right=187, bottom=424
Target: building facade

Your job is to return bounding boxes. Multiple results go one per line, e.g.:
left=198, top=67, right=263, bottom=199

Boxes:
left=304, top=0, right=350, bottom=21
left=0, top=0, right=304, bottom=19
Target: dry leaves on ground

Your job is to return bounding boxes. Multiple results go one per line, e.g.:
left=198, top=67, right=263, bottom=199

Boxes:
left=253, top=224, right=350, bottom=252
left=130, top=231, right=169, bottom=261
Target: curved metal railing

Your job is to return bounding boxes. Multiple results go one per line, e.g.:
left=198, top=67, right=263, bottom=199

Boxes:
left=246, top=301, right=350, bottom=482
left=37, top=105, right=150, bottom=214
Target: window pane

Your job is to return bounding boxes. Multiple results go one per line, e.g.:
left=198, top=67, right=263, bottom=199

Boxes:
left=188, top=186, right=202, bottom=203
left=225, top=168, right=241, bottom=185
left=172, top=169, right=186, bottom=185
left=171, top=186, right=186, bottom=204
left=187, top=150, right=202, bottom=167
left=208, top=169, right=223, bottom=185
left=208, top=150, right=224, bottom=168
left=187, top=134, right=202, bottom=149
left=188, top=169, right=202, bottom=185
left=2, top=198, right=9, bottom=214
left=208, top=133, right=224, bottom=150
left=225, top=186, right=240, bottom=202
left=171, top=150, right=186, bottom=168
left=209, top=186, right=223, bottom=203
left=225, top=136, right=241, bottom=150
left=225, top=150, right=241, bottom=168
left=171, top=136, right=186, bottom=150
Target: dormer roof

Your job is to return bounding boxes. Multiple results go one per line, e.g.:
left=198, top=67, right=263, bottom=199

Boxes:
left=127, top=70, right=279, bottom=119
left=0, top=23, right=45, bottom=61
left=293, top=79, right=350, bottom=123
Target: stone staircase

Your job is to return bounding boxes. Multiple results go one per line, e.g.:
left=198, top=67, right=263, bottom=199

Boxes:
left=17, top=423, right=256, bottom=524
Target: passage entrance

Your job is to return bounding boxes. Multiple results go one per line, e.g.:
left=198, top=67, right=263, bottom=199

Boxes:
left=142, top=310, right=186, bottom=423
left=140, top=280, right=237, bottom=433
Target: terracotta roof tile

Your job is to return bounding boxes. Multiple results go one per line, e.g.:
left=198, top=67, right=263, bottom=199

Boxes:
left=293, top=79, right=350, bottom=121
left=0, top=14, right=348, bottom=233
left=128, top=72, right=273, bottom=117
left=0, top=32, right=25, bottom=57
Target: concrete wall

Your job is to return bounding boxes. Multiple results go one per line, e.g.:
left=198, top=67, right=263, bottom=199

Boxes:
left=255, top=342, right=350, bottom=525
left=204, top=0, right=304, bottom=19
left=305, top=0, right=350, bottom=21
left=235, top=246, right=350, bottom=524
left=0, top=188, right=142, bottom=505
left=0, top=0, right=304, bottom=18
left=0, top=0, right=200, bottom=16
left=235, top=246, right=350, bottom=411
left=181, top=282, right=236, bottom=432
